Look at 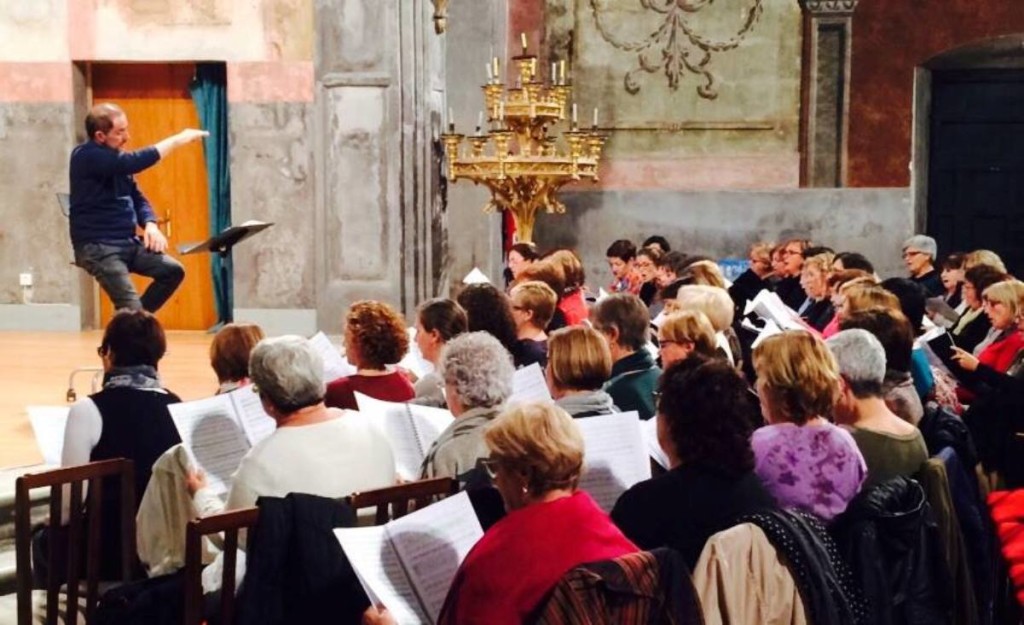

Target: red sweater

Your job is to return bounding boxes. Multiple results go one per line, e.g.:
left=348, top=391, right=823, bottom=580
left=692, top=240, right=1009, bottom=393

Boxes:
left=558, top=289, right=589, bottom=326
left=979, top=330, right=1024, bottom=374
left=323, top=370, right=414, bottom=410
left=438, top=491, right=638, bottom=625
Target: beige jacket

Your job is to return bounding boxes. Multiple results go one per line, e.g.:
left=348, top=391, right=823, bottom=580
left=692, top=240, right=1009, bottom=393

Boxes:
left=692, top=523, right=808, bottom=625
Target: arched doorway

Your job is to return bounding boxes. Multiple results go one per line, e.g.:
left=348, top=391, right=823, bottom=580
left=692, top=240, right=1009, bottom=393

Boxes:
left=914, top=36, right=1024, bottom=276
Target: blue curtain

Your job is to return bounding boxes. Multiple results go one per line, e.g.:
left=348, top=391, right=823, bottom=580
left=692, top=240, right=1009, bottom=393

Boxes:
left=189, top=63, right=231, bottom=324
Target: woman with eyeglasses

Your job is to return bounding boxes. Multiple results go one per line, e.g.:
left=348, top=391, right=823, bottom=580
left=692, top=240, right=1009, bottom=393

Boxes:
left=952, top=281, right=1024, bottom=396
left=56, top=309, right=182, bottom=580
left=436, top=402, right=638, bottom=624
left=951, top=265, right=1008, bottom=354
left=657, top=310, right=718, bottom=369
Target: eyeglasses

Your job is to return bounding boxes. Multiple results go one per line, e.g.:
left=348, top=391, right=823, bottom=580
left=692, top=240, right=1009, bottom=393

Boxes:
left=902, top=250, right=925, bottom=259
left=480, top=458, right=501, bottom=479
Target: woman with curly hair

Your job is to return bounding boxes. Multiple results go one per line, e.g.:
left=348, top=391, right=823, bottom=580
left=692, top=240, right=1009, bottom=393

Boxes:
left=611, top=357, right=775, bottom=568
left=325, top=300, right=414, bottom=410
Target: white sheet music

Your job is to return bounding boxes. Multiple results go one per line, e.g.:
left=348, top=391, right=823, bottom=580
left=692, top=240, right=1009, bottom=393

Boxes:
left=335, top=525, right=428, bottom=625
left=308, top=331, right=356, bottom=383
left=744, top=289, right=806, bottom=331
left=168, top=395, right=250, bottom=497
left=407, top=404, right=454, bottom=456
left=576, top=412, right=651, bottom=513
left=509, top=363, right=552, bottom=405
left=387, top=493, right=484, bottom=623
left=356, top=393, right=429, bottom=481
left=27, top=406, right=70, bottom=466
left=228, top=385, right=276, bottom=446
left=638, top=416, right=670, bottom=470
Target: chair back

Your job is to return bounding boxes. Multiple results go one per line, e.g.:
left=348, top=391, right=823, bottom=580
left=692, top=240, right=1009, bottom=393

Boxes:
left=15, top=458, right=136, bottom=625
left=345, top=477, right=459, bottom=525
left=692, top=523, right=808, bottom=625
left=183, top=507, right=259, bottom=625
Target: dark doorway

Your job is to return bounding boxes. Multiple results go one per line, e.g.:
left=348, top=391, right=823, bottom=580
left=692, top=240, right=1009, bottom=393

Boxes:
left=928, top=69, right=1024, bottom=277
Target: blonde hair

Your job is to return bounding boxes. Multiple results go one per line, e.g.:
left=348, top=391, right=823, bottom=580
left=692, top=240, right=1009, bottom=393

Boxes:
left=843, top=284, right=900, bottom=315
left=749, top=242, right=773, bottom=262
left=510, top=280, right=558, bottom=329
left=659, top=311, right=717, bottom=358
left=803, top=252, right=835, bottom=275
left=547, top=326, right=612, bottom=391
left=753, top=331, right=841, bottom=424
left=983, top=279, right=1024, bottom=320
left=676, top=285, right=734, bottom=331
left=680, top=261, right=727, bottom=289
left=964, top=249, right=1007, bottom=274
left=485, top=402, right=585, bottom=495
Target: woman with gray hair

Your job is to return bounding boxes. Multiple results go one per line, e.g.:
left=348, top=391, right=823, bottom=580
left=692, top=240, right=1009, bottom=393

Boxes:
left=188, top=335, right=396, bottom=513
left=826, top=329, right=928, bottom=488
left=420, top=331, right=515, bottom=481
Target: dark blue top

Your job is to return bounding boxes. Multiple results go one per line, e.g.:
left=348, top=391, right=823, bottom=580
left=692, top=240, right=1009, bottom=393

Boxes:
left=68, top=141, right=161, bottom=245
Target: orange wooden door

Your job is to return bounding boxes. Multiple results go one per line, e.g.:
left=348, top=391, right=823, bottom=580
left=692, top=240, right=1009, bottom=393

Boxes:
left=91, top=63, right=216, bottom=330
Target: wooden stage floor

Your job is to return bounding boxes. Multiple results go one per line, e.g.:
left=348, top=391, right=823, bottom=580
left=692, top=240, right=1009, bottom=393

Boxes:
left=0, top=331, right=217, bottom=469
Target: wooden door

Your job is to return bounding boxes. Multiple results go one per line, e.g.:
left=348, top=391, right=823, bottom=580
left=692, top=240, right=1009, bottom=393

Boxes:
left=91, top=63, right=216, bottom=330
left=928, top=69, right=1024, bottom=277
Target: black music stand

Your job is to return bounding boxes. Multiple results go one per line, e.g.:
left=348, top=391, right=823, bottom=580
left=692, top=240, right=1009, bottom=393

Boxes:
left=179, top=221, right=273, bottom=329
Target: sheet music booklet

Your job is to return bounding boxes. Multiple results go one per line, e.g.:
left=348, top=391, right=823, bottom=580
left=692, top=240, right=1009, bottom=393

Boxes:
left=334, top=492, right=483, bottom=625
left=27, top=405, right=71, bottom=466
left=576, top=411, right=651, bottom=513
left=307, top=331, right=357, bottom=384
left=355, top=393, right=454, bottom=481
left=509, top=362, right=553, bottom=405
left=167, top=385, right=276, bottom=496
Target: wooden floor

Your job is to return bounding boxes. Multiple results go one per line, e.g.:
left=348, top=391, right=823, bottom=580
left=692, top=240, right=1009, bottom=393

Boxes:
left=0, top=331, right=217, bottom=469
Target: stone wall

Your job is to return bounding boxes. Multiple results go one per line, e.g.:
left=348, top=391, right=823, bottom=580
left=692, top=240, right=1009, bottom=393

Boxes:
left=533, top=188, right=914, bottom=289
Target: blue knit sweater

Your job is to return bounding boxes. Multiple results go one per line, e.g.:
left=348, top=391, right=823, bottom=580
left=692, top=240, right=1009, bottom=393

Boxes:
left=68, top=141, right=161, bottom=245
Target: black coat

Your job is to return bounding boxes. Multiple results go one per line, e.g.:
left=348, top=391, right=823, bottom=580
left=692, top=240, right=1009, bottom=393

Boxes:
left=236, top=493, right=365, bottom=625
left=830, top=477, right=954, bottom=625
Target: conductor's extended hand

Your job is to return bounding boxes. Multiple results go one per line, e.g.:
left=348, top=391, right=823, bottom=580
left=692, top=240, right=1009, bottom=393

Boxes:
left=143, top=222, right=168, bottom=253
left=155, top=128, right=210, bottom=159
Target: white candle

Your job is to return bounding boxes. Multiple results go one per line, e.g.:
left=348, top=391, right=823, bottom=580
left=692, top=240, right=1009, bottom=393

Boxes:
left=493, top=57, right=499, bottom=81
left=559, top=60, right=566, bottom=85
left=592, top=107, right=599, bottom=129
left=486, top=62, right=493, bottom=82
left=551, top=62, right=557, bottom=85
left=571, top=103, right=577, bottom=125
left=477, top=111, right=484, bottom=131
left=448, top=107, right=454, bottom=131
left=498, top=101, right=505, bottom=121
left=521, top=32, right=528, bottom=52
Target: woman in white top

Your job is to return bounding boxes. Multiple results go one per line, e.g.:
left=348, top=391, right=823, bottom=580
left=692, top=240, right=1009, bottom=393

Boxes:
left=188, top=335, right=396, bottom=514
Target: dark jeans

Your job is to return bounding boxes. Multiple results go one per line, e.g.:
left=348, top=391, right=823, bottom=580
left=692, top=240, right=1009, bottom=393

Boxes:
left=74, top=241, right=185, bottom=313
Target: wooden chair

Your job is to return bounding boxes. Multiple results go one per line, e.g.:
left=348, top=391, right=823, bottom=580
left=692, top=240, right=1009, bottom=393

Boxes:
left=183, top=507, right=259, bottom=625
left=346, top=477, right=460, bottom=525
left=15, top=458, right=136, bottom=625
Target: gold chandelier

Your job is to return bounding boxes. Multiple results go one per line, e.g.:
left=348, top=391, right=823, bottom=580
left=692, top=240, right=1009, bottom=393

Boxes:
left=441, top=37, right=606, bottom=243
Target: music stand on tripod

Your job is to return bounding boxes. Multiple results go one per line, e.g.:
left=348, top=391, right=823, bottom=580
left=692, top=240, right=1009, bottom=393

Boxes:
left=179, top=220, right=273, bottom=330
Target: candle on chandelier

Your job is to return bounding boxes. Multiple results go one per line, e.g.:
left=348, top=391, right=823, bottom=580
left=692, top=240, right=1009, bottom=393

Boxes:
left=521, top=32, right=528, bottom=52
left=592, top=107, right=599, bottom=129
left=477, top=111, right=484, bottom=133
left=559, top=60, right=566, bottom=85
left=551, top=62, right=557, bottom=85
left=493, top=57, right=500, bottom=82
left=448, top=107, right=454, bottom=132
left=486, top=62, right=494, bottom=83
left=498, top=101, right=505, bottom=122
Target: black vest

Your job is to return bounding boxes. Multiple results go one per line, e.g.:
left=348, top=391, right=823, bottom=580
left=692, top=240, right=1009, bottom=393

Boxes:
left=88, top=387, right=182, bottom=578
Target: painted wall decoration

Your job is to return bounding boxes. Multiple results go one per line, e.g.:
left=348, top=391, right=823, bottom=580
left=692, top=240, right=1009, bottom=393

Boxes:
left=588, top=0, right=764, bottom=99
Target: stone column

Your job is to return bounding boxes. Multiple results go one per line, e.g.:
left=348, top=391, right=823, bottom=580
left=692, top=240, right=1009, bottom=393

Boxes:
left=314, top=0, right=445, bottom=329
left=800, top=0, right=858, bottom=187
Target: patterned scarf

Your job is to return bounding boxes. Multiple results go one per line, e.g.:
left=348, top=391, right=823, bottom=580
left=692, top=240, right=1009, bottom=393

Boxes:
left=103, top=365, right=163, bottom=390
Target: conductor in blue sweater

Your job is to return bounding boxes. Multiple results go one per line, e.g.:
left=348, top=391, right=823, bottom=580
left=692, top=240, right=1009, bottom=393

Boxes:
left=70, top=103, right=208, bottom=312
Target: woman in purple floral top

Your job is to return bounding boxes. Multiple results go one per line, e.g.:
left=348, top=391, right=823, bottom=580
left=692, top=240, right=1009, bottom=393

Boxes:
left=751, top=331, right=867, bottom=521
